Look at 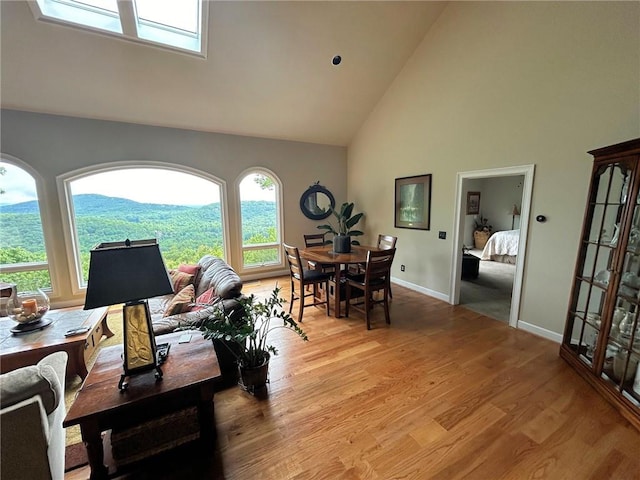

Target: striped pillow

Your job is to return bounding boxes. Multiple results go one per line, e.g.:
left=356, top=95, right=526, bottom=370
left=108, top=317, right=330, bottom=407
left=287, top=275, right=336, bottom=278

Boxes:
left=169, top=269, right=194, bottom=293
left=163, top=285, right=195, bottom=317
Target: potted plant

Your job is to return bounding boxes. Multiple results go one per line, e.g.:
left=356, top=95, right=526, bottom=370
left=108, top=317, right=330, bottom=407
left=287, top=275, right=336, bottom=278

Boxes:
left=473, top=215, right=492, bottom=249
left=196, top=287, right=308, bottom=394
left=317, top=202, right=364, bottom=253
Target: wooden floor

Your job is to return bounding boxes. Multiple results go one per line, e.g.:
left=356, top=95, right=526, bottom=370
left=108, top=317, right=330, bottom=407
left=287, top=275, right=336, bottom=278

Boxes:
left=66, top=276, right=640, bottom=479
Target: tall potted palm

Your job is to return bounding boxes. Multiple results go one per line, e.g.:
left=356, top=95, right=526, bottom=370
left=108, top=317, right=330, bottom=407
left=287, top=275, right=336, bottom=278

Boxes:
left=317, top=202, right=364, bottom=253
left=196, top=287, right=308, bottom=394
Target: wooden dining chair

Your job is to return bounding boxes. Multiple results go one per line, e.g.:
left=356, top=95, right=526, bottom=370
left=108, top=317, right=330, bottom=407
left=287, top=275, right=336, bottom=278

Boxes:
left=303, top=233, right=335, bottom=275
left=283, top=243, right=331, bottom=322
left=345, top=248, right=396, bottom=330
left=350, top=234, right=397, bottom=297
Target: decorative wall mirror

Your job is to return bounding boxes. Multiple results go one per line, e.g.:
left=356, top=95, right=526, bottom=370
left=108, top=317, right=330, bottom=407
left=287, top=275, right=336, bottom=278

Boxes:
left=300, top=183, right=335, bottom=220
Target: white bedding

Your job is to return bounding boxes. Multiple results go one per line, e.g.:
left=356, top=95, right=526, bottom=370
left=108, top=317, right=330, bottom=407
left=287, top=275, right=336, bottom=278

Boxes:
left=481, top=229, right=520, bottom=260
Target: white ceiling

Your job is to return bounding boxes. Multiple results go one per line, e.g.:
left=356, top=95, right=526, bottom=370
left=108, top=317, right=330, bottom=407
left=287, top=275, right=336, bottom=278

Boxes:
left=0, top=1, right=447, bottom=146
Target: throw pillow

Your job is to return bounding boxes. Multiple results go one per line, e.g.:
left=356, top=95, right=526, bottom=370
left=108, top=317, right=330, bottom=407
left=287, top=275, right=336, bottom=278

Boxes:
left=178, top=264, right=200, bottom=275
left=163, top=284, right=195, bottom=317
left=191, top=287, right=216, bottom=312
left=169, top=269, right=194, bottom=292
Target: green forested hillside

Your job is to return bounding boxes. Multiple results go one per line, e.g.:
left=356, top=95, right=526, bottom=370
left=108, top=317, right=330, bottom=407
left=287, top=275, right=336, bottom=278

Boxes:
left=0, top=194, right=277, bottom=289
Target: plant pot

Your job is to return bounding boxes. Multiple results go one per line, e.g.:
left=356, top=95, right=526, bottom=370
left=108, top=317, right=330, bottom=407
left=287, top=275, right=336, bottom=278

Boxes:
left=212, top=339, right=242, bottom=388
left=238, top=353, right=270, bottom=393
left=333, top=235, right=351, bottom=253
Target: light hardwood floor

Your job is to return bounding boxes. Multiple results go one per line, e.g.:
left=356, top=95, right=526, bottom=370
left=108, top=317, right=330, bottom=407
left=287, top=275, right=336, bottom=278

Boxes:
left=66, top=276, right=640, bottom=479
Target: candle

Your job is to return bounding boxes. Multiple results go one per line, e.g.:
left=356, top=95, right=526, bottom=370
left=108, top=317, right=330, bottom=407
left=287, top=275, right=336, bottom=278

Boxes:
left=21, top=299, right=37, bottom=315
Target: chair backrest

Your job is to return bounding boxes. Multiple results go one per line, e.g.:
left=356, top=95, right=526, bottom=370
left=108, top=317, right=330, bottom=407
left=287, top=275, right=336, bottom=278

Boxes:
left=304, top=233, right=326, bottom=248
left=283, top=243, right=304, bottom=280
left=364, top=248, right=396, bottom=285
left=377, top=234, right=397, bottom=250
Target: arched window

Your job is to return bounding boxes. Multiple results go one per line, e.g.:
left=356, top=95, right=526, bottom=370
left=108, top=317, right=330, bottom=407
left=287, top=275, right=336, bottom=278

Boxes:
left=238, top=170, right=283, bottom=271
left=0, top=159, right=52, bottom=292
left=62, top=165, right=225, bottom=290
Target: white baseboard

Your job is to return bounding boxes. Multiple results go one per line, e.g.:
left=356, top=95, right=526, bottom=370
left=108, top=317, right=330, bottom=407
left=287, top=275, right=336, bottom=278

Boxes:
left=391, top=277, right=449, bottom=302
left=517, top=320, right=562, bottom=343
left=391, top=277, right=563, bottom=343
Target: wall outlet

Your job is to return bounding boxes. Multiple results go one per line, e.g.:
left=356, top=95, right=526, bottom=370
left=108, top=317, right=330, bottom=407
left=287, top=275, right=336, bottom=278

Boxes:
left=400, top=264, right=405, bottom=272
left=438, top=231, right=447, bottom=239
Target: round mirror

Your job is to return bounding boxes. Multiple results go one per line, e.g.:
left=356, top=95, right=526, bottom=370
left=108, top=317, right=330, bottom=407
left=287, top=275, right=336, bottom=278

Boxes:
left=300, top=184, right=335, bottom=220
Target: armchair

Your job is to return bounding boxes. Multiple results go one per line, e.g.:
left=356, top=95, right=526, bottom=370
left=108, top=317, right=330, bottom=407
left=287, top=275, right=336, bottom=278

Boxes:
left=0, top=351, right=68, bottom=480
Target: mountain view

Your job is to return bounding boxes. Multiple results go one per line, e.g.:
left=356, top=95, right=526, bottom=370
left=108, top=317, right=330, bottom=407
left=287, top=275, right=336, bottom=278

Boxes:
left=0, top=194, right=277, bottom=290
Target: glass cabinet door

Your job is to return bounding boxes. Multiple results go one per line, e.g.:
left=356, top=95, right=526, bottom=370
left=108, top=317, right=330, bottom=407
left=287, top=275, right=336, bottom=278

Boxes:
left=566, top=163, right=630, bottom=368
left=602, top=179, right=640, bottom=407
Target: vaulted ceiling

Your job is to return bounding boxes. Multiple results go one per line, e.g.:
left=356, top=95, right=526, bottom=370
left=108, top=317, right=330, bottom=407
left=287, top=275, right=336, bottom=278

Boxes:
left=0, top=1, right=446, bottom=146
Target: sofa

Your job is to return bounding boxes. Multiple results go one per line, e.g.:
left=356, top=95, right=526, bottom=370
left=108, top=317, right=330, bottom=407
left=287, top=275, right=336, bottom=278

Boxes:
left=149, top=255, right=244, bottom=336
left=149, top=255, right=245, bottom=386
left=0, top=351, right=68, bottom=480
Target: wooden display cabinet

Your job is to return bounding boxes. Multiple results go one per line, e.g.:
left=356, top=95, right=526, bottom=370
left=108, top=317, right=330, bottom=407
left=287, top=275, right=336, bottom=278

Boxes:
left=561, top=138, right=640, bottom=431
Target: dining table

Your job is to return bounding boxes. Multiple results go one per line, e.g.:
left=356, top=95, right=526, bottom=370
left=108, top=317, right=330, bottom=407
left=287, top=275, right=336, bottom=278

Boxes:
left=299, top=244, right=382, bottom=318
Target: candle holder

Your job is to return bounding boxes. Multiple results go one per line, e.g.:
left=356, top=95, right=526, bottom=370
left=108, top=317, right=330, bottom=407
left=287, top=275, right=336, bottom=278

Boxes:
left=8, top=289, right=52, bottom=334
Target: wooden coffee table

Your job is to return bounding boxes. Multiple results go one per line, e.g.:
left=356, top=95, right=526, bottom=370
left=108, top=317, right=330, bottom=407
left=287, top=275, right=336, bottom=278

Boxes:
left=0, top=306, right=111, bottom=379
left=64, top=331, right=221, bottom=479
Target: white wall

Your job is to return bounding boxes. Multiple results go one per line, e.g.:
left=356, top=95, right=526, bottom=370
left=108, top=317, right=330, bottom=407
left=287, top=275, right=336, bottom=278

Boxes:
left=348, top=2, right=640, bottom=335
left=0, top=109, right=347, bottom=305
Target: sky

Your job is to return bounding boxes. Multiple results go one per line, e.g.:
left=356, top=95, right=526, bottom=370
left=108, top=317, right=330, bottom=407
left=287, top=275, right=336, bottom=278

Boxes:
left=0, top=163, right=275, bottom=206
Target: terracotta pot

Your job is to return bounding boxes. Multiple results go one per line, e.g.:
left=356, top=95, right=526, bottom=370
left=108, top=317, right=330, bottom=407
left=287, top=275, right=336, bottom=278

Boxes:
left=333, top=235, right=351, bottom=253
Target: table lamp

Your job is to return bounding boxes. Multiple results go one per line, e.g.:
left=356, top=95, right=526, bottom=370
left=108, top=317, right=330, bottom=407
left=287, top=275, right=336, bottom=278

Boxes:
left=84, top=239, right=174, bottom=390
left=510, top=204, right=520, bottom=230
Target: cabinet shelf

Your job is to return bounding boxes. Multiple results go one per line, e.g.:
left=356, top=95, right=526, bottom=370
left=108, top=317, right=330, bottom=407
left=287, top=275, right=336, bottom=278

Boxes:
left=562, top=138, right=640, bottom=432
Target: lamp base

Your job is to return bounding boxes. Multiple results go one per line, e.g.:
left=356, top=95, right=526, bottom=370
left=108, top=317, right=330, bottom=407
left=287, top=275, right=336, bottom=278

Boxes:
left=118, top=365, right=164, bottom=391
left=118, top=300, right=163, bottom=390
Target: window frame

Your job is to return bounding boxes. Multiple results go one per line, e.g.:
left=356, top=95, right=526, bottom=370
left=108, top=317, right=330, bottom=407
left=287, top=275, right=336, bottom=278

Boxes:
left=0, top=154, right=57, bottom=295
left=236, top=168, right=285, bottom=276
left=57, top=160, right=228, bottom=295
left=28, top=0, right=208, bottom=57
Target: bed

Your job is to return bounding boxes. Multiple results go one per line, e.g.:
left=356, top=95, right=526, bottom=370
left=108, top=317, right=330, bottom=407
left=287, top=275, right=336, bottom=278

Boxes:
left=480, top=229, right=519, bottom=264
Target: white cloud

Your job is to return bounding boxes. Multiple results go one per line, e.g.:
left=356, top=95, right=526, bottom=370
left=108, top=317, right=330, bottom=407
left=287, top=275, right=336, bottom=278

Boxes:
left=0, top=162, right=38, bottom=205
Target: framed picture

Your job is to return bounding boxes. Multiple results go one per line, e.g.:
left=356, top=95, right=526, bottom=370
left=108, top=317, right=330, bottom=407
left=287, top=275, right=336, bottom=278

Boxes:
left=395, top=174, right=432, bottom=230
left=466, top=191, right=481, bottom=215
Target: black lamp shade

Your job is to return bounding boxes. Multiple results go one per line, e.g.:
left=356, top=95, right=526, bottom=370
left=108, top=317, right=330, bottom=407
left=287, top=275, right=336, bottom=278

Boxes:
left=84, top=239, right=174, bottom=310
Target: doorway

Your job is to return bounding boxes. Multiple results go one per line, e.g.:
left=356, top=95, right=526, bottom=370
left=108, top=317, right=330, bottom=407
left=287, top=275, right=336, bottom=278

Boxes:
left=450, top=165, right=535, bottom=328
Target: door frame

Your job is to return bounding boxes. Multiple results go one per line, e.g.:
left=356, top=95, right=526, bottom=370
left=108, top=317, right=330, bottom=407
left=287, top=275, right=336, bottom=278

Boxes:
left=449, top=164, right=535, bottom=328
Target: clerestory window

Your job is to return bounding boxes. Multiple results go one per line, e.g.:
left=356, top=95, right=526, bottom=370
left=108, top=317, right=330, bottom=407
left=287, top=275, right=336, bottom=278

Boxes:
left=29, top=0, right=207, bottom=56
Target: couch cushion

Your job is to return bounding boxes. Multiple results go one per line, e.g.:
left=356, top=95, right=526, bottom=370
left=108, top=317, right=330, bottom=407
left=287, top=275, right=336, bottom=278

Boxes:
left=163, top=285, right=195, bottom=317
left=196, top=256, right=243, bottom=299
left=192, top=287, right=216, bottom=312
left=169, top=270, right=194, bottom=293
left=152, top=297, right=243, bottom=336
left=0, top=365, right=58, bottom=414
left=178, top=264, right=200, bottom=275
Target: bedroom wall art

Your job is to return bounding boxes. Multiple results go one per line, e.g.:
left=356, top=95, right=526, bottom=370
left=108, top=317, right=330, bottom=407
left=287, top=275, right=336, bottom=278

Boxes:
left=466, top=191, right=480, bottom=215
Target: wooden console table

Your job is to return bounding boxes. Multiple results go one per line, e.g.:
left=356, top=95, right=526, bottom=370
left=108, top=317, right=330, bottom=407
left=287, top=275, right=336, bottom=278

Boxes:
left=0, top=306, right=111, bottom=380
left=64, top=331, right=221, bottom=479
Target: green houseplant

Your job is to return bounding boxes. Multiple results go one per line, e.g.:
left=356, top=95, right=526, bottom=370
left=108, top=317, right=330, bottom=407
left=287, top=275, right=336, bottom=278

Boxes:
left=317, top=202, right=364, bottom=253
left=196, top=287, right=308, bottom=393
